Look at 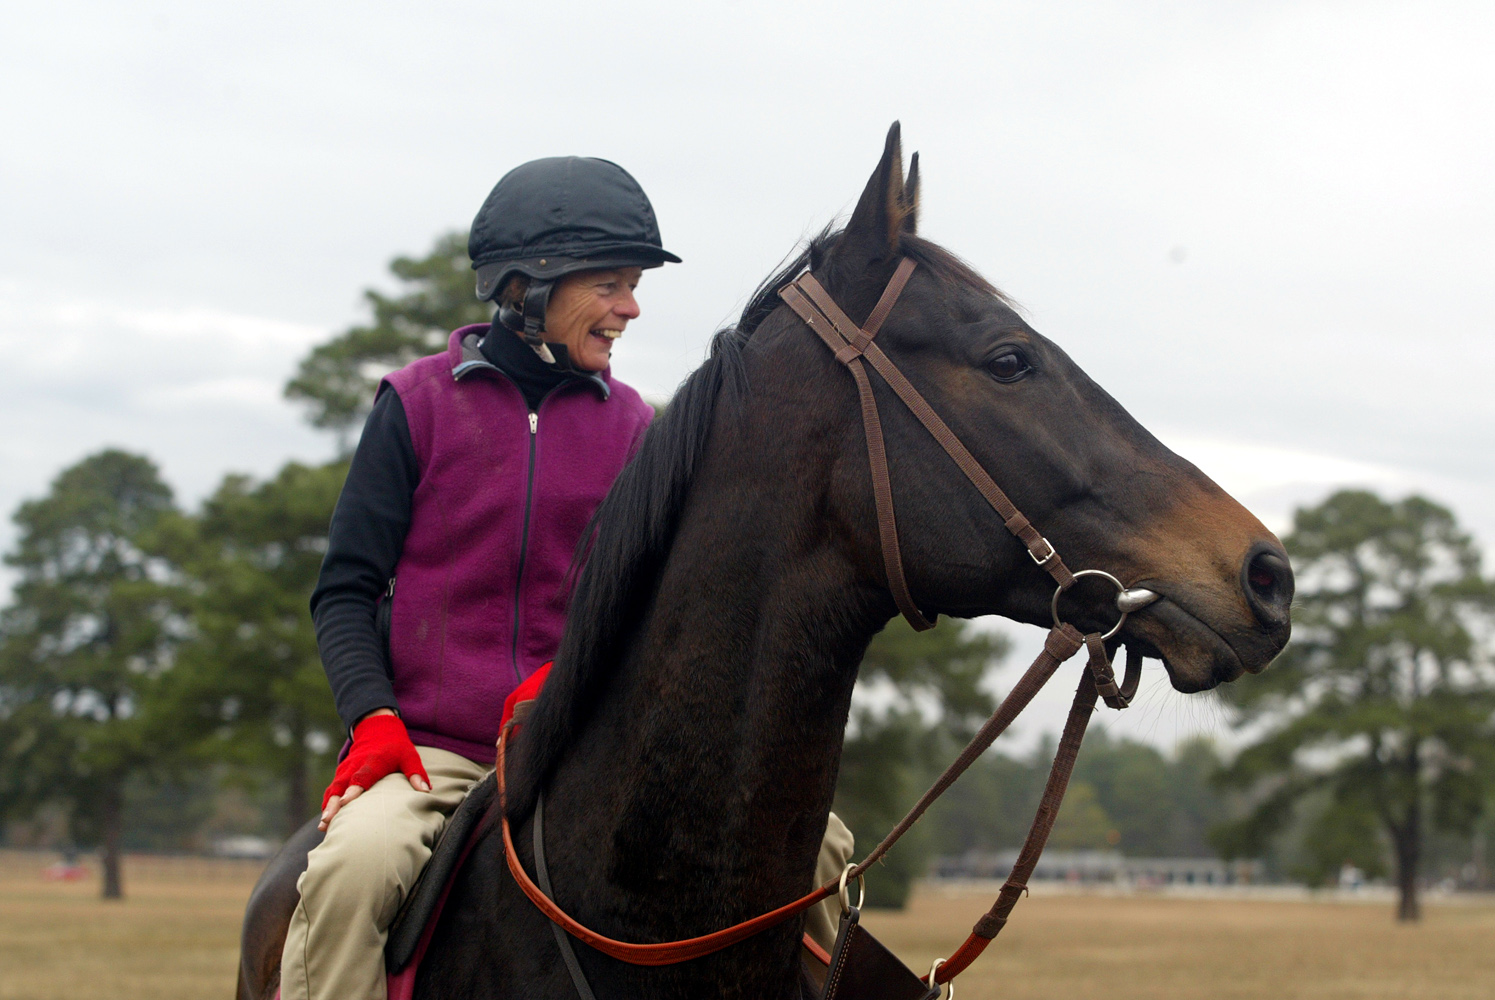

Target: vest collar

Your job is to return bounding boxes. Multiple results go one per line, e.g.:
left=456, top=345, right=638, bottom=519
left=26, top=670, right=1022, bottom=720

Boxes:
left=448, top=325, right=610, bottom=400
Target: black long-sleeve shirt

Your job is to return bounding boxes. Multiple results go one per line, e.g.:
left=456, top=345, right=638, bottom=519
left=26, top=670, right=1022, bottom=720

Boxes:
left=310, top=324, right=589, bottom=730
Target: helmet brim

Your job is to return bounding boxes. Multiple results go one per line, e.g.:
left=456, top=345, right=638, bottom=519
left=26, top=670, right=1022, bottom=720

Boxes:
left=474, top=246, right=681, bottom=301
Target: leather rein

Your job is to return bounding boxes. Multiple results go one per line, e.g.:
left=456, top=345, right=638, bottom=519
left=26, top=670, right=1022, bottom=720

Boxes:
left=496, top=257, right=1151, bottom=989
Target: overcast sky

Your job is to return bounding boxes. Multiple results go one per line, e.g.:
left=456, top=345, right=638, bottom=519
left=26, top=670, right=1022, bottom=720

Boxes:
left=3, top=2, right=1492, bottom=749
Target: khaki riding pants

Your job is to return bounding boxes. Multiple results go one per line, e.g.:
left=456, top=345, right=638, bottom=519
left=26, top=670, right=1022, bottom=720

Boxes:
left=280, top=745, right=855, bottom=1000
left=281, top=746, right=490, bottom=1000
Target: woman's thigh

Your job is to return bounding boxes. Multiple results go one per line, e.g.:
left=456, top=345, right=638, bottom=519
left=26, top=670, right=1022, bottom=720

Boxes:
left=298, top=746, right=491, bottom=923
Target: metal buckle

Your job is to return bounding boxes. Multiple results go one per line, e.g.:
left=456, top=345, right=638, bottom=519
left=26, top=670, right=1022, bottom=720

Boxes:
left=1028, top=537, right=1057, bottom=566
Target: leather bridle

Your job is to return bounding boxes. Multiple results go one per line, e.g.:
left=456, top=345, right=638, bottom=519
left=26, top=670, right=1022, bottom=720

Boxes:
left=496, top=257, right=1157, bottom=991
left=780, top=258, right=1075, bottom=629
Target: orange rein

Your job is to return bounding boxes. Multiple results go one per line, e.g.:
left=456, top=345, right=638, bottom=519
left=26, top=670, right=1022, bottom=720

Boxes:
left=496, top=722, right=843, bottom=966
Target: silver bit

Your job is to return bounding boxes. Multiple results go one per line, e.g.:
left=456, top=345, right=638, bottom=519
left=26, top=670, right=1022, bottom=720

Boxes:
left=1116, top=588, right=1161, bottom=614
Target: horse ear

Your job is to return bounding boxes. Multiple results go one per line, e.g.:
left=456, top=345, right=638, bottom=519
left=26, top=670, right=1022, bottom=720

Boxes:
left=901, top=151, right=920, bottom=236
left=846, top=122, right=912, bottom=253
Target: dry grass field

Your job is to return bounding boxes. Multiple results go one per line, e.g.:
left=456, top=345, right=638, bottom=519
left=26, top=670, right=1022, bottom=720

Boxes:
left=2, top=851, right=1492, bottom=999
left=862, top=885, right=1495, bottom=1000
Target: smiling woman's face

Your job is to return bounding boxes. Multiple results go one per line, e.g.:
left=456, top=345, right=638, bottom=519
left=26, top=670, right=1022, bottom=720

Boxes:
left=542, top=266, right=644, bottom=371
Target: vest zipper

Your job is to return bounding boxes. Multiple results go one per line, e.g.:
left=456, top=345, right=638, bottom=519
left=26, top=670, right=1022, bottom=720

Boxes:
left=484, top=370, right=574, bottom=686
left=510, top=403, right=543, bottom=683
left=457, top=339, right=609, bottom=686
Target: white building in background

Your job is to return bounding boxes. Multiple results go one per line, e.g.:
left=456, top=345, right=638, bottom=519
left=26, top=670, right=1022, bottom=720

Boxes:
left=932, top=850, right=1261, bottom=887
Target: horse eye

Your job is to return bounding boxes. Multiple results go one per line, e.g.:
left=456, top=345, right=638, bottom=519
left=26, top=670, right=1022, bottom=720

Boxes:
left=989, top=349, right=1031, bottom=383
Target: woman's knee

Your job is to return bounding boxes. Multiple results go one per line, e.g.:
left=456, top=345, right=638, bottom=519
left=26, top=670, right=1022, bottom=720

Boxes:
left=302, top=787, right=423, bottom=904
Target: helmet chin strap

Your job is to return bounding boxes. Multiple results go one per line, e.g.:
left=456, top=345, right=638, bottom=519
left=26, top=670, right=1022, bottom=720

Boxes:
left=497, top=278, right=558, bottom=365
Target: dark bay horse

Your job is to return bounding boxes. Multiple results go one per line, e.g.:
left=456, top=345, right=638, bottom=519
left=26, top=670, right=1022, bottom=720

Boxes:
left=240, top=125, right=1292, bottom=999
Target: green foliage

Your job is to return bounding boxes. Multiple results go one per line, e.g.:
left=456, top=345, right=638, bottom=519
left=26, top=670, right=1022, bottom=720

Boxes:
left=834, top=708, right=939, bottom=909
left=1290, top=793, right=1388, bottom=886
left=836, top=615, right=1235, bottom=907
left=153, top=460, right=348, bottom=836
left=857, top=614, right=1009, bottom=736
left=120, top=771, right=218, bottom=851
left=922, top=746, right=1045, bottom=856
left=1213, top=490, right=1495, bottom=919
left=1048, top=781, right=1115, bottom=850
left=1057, top=732, right=1226, bottom=856
left=0, top=450, right=180, bottom=896
left=285, top=232, right=492, bottom=441
left=932, top=726, right=1228, bottom=863
left=834, top=615, right=1008, bottom=907
left=1071, top=733, right=1225, bottom=856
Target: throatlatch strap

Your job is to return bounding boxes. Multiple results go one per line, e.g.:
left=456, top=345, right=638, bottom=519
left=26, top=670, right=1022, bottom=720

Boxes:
left=781, top=271, right=932, bottom=631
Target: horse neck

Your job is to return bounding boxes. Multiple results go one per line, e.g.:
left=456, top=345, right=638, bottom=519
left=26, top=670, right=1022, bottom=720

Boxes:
left=547, top=433, right=883, bottom=933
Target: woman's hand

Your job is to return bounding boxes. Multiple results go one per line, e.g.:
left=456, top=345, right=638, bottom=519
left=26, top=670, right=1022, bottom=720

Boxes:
left=319, top=709, right=431, bottom=831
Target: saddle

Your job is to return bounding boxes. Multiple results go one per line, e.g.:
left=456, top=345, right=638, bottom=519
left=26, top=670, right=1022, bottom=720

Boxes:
left=819, top=907, right=939, bottom=1000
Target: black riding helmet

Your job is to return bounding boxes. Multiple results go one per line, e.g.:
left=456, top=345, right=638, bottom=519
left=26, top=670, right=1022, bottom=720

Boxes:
left=469, top=157, right=680, bottom=357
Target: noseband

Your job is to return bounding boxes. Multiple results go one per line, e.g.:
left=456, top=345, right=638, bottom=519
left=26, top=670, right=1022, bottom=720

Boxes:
left=496, top=258, right=1159, bottom=994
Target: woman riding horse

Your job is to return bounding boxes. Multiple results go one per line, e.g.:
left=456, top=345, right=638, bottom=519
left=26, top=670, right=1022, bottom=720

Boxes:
left=244, top=126, right=1295, bottom=999
left=281, top=156, right=854, bottom=1000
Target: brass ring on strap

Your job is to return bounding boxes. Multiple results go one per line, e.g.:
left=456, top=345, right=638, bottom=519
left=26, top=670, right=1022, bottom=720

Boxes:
left=838, top=863, right=866, bottom=914
left=1051, top=569, right=1129, bottom=641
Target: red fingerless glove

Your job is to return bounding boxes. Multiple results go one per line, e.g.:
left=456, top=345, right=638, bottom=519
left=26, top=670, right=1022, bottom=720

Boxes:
left=322, top=714, right=430, bottom=810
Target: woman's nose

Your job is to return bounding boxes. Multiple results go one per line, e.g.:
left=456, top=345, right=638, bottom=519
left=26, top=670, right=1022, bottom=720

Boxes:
left=616, top=290, right=641, bottom=320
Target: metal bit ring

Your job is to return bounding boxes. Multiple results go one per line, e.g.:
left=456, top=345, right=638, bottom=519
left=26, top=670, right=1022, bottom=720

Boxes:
left=1051, top=569, right=1130, bottom=640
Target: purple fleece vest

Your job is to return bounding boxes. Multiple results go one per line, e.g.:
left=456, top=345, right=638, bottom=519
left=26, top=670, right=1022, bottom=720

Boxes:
left=380, top=325, right=653, bottom=762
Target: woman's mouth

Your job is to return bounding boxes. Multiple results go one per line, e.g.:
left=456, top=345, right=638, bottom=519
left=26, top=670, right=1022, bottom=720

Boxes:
left=592, top=329, right=623, bottom=341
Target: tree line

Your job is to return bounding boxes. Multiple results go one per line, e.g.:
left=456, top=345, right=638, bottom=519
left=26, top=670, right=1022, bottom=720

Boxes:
left=3, top=234, right=1494, bottom=921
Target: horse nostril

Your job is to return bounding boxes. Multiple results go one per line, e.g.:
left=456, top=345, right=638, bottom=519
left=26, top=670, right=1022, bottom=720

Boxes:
left=1243, top=546, right=1294, bottom=622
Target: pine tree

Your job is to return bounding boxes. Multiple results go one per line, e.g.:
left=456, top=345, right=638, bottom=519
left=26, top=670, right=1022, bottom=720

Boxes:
left=1213, top=491, right=1495, bottom=920
left=155, top=461, right=348, bottom=836
left=0, top=450, right=179, bottom=898
left=284, top=231, right=491, bottom=445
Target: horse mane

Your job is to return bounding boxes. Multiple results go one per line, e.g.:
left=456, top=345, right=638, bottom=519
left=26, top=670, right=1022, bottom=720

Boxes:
left=506, top=227, right=1006, bottom=817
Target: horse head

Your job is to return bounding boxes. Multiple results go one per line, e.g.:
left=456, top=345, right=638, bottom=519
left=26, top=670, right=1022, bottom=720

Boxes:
left=753, top=123, right=1292, bottom=691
